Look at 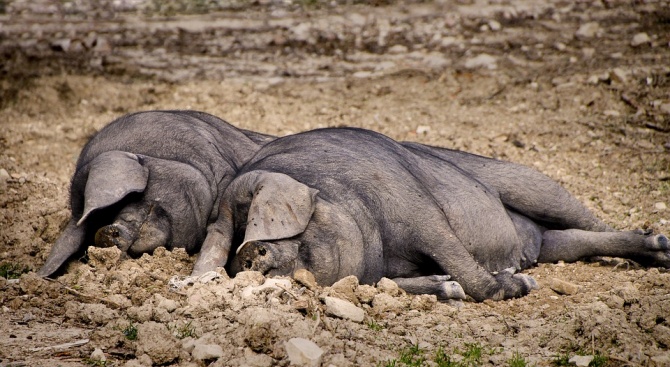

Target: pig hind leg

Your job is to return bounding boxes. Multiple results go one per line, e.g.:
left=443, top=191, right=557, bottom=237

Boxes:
left=538, top=229, right=669, bottom=268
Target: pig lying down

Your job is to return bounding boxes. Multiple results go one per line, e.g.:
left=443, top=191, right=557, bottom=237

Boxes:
left=193, top=127, right=669, bottom=301
left=38, top=110, right=273, bottom=277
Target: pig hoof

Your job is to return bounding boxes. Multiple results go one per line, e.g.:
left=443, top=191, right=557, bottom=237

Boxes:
left=440, top=281, right=466, bottom=300
left=645, top=234, right=669, bottom=251
left=512, top=273, right=539, bottom=290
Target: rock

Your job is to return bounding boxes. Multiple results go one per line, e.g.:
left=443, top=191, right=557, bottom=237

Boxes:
left=0, top=168, right=9, bottom=186
left=464, top=53, right=497, bottom=70
left=233, top=271, right=266, bottom=288
left=422, top=52, right=450, bottom=69
left=155, top=295, right=178, bottom=313
left=90, top=348, right=106, bottom=362
left=631, top=32, right=651, bottom=47
left=376, top=278, right=401, bottom=296
left=293, top=269, right=317, bottom=290
left=569, top=355, right=594, bottom=366
left=488, top=20, right=501, bottom=31
left=575, top=22, right=600, bottom=39
left=659, top=103, right=670, bottom=115
left=135, top=321, right=180, bottom=365
left=330, top=275, right=359, bottom=304
left=285, top=338, right=324, bottom=367
left=372, top=293, right=405, bottom=313
left=548, top=278, right=579, bottom=295
left=192, top=343, right=224, bottom=361
left=581, top=47, right=595, bottom=59
left=388, top=44, right=408, bottom=54
left=324, top=296, right=365, bottom=323
left=654, top=202, right=667, bottom=211
left=609, top=68, right=629, bottom=84
left=653, top=324, right=670, bottom=347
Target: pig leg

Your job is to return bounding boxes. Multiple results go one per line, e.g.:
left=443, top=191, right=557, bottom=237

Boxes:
left=392, top=275, right=466, bottom=300
left=538, top=230, right=670, bottom=267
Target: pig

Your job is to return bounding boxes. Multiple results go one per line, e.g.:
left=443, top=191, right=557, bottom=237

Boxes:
left=191, top=127, right=669, bottom=301
left=37, top=110, right=274, bottom=277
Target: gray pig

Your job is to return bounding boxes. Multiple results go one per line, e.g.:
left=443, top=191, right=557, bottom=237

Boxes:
left=192, top=127, right=669, bottom=301
left=38, top=110, right=274, bottom=277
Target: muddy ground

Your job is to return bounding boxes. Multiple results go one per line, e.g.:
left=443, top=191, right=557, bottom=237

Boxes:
left=1, top=0, right=670, bottom=366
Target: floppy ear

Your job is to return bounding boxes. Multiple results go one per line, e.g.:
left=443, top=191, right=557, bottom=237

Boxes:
left=239, top=172, right=319, bottom=252
left=77, top=151, right=149, bottom=225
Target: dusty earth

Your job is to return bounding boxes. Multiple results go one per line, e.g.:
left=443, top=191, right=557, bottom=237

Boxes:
left=2, top=0, right=670, bottom=366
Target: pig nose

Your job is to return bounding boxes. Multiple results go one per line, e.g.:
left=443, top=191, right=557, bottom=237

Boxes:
left=95, top=223, right=134, bottom=252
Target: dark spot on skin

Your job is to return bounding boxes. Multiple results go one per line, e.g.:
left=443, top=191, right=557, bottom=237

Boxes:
left=258, top=247, right=266, bottom=256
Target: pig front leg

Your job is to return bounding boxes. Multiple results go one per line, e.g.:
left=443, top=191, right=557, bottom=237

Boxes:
left=392, top=275, right=466, bottom=300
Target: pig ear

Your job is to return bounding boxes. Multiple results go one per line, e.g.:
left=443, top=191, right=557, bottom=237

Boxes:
left=239, top=172, right=318, bottom=251
left=77, top=151, right=149, bottom=226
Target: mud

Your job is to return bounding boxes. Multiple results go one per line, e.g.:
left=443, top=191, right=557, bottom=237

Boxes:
left=1, top=1, right=670, bottom=366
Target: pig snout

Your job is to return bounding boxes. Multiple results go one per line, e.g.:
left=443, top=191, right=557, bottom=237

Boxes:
left=95, top=223, right=134, bottom=252
left=231, top=241, right=275, bottom=275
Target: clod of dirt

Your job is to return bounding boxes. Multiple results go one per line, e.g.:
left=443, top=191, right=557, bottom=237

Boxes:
left=88, top=246, right=122, bottom=270
left=135, top=321, right=180, bottom=365
left=328, top=275, right=360, bottom=304
left=293, top=268, right=318, bottom=290
left=376, top=277, right=402, bottom=296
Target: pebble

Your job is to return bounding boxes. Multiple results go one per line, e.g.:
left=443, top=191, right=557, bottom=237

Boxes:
left=192, top=343, right=224, bottom=361
left=388, top=44, right=408, bottom=54
left=372, top=293, right=405, bottom=313
left=575, top=22, right=600, bottom=39
left=285, top=338, right=324, bottom=367
left=659, top=103, right=670, bottom=115
left=90, top=348, right=106, bottom=362
left=549, top=278, right=579, bottom=295
left=569, top=355, right=593, bottom=366
left=324, top=296, right=365, bottom=323
left=488, top=20, right=501, bottom=31
left=609, top=68, right=629, bottom=84
left=631, top=32, right=651, bottom=47
left=464, top=53, right=497, bottom=70
left=655, top=202, right=667, bottom=211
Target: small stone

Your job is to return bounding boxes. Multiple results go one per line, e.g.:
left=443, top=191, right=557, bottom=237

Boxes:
left=464, top=53, right=497, bottom=70
left=603, top=110, right=620, bottom=117
left=575, top=22, right=600, bottom=39
left=388, top=44, right=408, bottom=54
left=659, top=104, right=670, bottom=115
left=549, top=278, right=579, bottom=295
left=285, top=338, right=324, bottom=367
left=90, top=348, right=106, bottom=362
left=192, top=343, right=224, bottom=361
left=324, top=296, right=365, bottom=323
left=488, top=20, right=501, bottom=31
left=582, top=47, right=595, bottom=58
left=631, top=32, right=651, bottom=47
left=655, top=202, right=667, bottom=211
left=610, top=68, right=629, bottom=84
left=416, top=125, right=431, bottom=135
left=0, top=168, right=9, bottom=182
left=569, top=355, right=594, bottom=366
left=294, top=269, right=318, bottom=290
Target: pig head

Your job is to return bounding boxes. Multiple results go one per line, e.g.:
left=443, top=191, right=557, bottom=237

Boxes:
left=38, top=110, right=274, bottom=277
left=194, top=127, right=669, bottom=302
